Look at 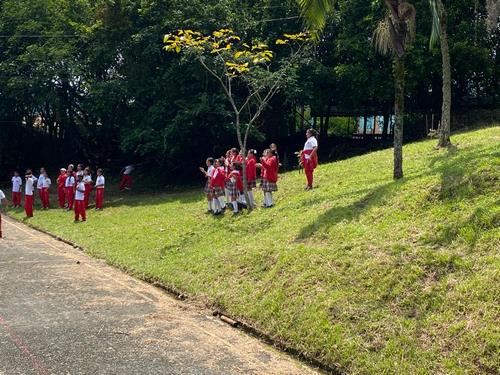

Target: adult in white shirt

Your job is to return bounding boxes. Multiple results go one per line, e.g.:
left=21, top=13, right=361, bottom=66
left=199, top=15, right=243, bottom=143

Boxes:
left=95, top=169, right=105, bottom=210
left=301, top=128, right=319, bottom=190
left=41, top=172, right=51, bottom=209
left=24, top=170, right=37, bottom=217
left=65, top=172, right=76, bottom=210
left=37, top=168, right=46, bottom=202
left=11, top=172, right=23, bottom=208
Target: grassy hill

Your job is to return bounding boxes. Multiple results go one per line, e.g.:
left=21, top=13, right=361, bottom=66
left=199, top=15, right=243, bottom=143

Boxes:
left=9, top=126, right=499, bottom=374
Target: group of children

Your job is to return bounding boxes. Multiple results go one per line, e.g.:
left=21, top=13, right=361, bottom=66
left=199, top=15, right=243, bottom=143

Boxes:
left=199, top=144, right=279, bottom=215
left=10, top=164, right=106, bottom=222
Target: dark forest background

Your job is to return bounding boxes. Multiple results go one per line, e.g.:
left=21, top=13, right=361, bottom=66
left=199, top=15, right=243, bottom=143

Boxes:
left=0, top=0, right=498, bottom=184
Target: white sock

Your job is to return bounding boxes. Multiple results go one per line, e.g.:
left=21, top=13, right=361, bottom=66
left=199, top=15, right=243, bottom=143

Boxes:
left=212, top=199, right=220, bottom=212
left=218, top=196, right=226, bottom=209
left=268, top=192, right=273, bottom=206
left=263, top=192, right=268, bottom=206
left=225, top=189, right=230, bottom=202
left=248, top=191, right=255, bottom=207
left=232, top=201, right=238, bottom=213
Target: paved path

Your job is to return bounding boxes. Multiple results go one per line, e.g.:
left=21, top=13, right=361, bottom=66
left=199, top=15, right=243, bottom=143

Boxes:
left=0, top=217, right=319, bottom=375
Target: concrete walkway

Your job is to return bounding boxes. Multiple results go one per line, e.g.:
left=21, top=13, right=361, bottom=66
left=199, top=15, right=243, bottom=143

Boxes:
left=0, top=216, right=319, bottom=375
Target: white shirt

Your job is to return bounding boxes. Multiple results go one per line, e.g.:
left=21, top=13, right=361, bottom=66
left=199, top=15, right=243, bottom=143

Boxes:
left=37, top=175, right=45, bottom=189
left=11, top=176, right=22, bottom=192
left=42, top=178, right=51, bottom=188
left=65, top=176, right=75, bottom=187
left=83, top=175, right=92, bottom=183
left=207, top=165, right=214, bottom=178
left=25, top=177, right=37, bottom=196
left=124, top=165, right=134, bottom=175
left=0, top=189, right=5, bottom=200
left=96, top=175, right=105, bottom=187
left=303, top=136, right=318, bottom=159
left=76, top=170, right=84, bottom=178
left=75, top=182, right=85, bottom=201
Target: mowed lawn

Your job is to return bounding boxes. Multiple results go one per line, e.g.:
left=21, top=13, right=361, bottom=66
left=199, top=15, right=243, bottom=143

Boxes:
left=8, top=126, right=500, bottom=374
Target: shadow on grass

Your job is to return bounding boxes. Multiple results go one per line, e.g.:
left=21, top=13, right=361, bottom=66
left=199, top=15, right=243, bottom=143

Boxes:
left=297, top=143, right=499, bottom=241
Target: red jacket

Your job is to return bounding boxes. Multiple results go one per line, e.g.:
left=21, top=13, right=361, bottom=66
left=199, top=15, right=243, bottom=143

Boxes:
left=246, top=157, right=256, bottom=181
left=230, top=170, right=243, bottom=192
left=261, top=156, right=278, bottom=183
left=57, top=173, right=66, bottom=189
left=210, top=167, right=226, bottom=189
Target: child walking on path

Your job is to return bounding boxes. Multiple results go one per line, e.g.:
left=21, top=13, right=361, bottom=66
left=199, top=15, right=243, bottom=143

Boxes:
left=95, top=169, right=105, bottom=210
left=74, top=175, right=86, bottom=222
left=11, top=171, right=22, bottom=208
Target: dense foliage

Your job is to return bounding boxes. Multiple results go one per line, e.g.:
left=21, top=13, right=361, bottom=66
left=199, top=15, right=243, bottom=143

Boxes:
left=0, top=0, right=498, bottom=182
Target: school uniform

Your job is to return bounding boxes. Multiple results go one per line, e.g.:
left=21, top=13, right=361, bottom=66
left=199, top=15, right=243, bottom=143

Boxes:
left=210, top=167, right=226, bottom=198
left=37, top=174, right=45, bottom=203
left=57, top=173, right=66, bottom=208
left=228, top=170, right=243, bottom=200
left=302, top=136, right=318, bottom=188
left=41, top=177, right=51, bottom=209
left=95, top=175, right=105, bottom=209
left=74, top=182, right=86, bottom=221
left=11, top=176, right=22, bottom=207
left=65, top=175, right=75, bottom=209
left=203, top=165, right=215, bottom=195
left=119, top=165, right=134, bottom=190
left=83, top=175, right=93, bottom=208
left=0, top=189, right=5, bottom=237
left=24, top=176, right=37, bottom=217
left=260, top=156, right=279, bottom=192
left=246, top=157, right=257, bottom=188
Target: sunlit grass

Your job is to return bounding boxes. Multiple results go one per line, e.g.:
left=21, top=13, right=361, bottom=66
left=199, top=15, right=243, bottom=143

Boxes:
left=8, top=126, right=500, bottom=374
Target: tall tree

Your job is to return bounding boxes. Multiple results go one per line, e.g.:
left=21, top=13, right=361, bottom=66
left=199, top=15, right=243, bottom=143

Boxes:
left=430, top=0, right=452, bottom=148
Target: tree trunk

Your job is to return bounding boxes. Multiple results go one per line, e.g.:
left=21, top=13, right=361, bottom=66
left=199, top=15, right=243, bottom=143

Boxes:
left=436, top=0, right=452, bottom=148
left=393, top=56, right=405, bottom=180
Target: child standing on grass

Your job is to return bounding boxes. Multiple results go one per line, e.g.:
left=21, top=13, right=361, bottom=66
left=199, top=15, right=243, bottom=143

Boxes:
left=41, top=171, right=51, bottom=209
left=246, top=150, right=257, bottom=209
left=24, top=170, right=37, bottom=218
left=119, top=164, right=134, bottom=191
left=57, top=168, right=67, bottom=208
left=83, top=167, right=93, bottom=209
left=229, top=164, right=244, bottom=215
left=95, top=169, right=105, bottom=210
left=0, top=188, right=6, bottom=238
left=210, top=158, right=226, bottom=215
left=199, top=157, right=215, bottom=213
left=74, top=175, right=86, bottom=222
left=37, top=168, right=46, bottom=204
left=65, top=170, right=75, bottom=211
left=11, top=171, right=22, bottom=208
left=259, top=149, right=278, bottom=208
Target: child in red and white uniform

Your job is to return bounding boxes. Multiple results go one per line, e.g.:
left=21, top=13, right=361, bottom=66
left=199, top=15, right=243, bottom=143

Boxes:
left=199, top=158, right=215, bottom=213
left=83, top=167, right=93, bottom=209
left=24, top=170, right=37, bottom=218
left=94, top=169, right=105, bottom=210
left=0, top=189, right=6, bottom=238
left=210, top=159, right=226, bottom=215
left=65, top=171, right=75, bottom=210
left=36, top=168, right=46, bottom=204
left=259, top=149, right=279, bottom=208
left=245, top=150, right=257, bottom=209
left=228, top=164, right=244, bottom=214
left=41, top=171, right=51, bottom=209
left=119, top=164, right=134, bottom=190
left=74, top=175, right=86, bottom=222
left=301, top=128, right=319, bottom=190
left=11, top=171, right=22, bottom=208
left=57, top=168, right=67, bottom=208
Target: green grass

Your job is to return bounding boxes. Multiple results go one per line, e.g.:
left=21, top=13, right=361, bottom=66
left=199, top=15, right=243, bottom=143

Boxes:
left=8, top=126, right=500, bottom=374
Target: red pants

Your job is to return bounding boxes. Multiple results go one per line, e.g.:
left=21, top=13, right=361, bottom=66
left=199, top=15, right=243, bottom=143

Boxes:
left=12, top=192, right=21, bottom=206
left=58, top=187, right=66, bottom=208
left=41, top=188, right=50, bottom=208
left=95, top=188, right=105, bottom=209
left=119, top=175, right=133, bottom=190
left=25, top=195, right=34, bottom=217
left=65, top=187, right=74, bottom=209
left=84, top=184, right=93, bottom=208
left=74, top=200, right=86, bottom=221
left=304, top=159, right=316, bottom=188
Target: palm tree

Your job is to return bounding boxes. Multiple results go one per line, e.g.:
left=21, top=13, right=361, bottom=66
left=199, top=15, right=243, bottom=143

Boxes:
left=297, top=0, right=416, bottom=179
left=429, top=0, right=452, bottom=148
